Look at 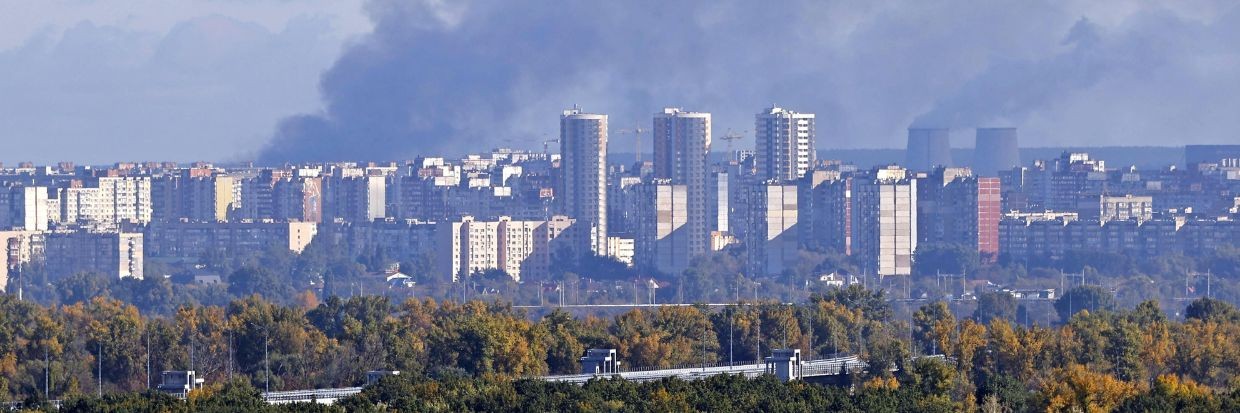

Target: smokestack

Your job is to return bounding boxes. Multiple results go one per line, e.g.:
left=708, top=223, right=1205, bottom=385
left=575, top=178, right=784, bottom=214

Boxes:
left=973, top=128, right=1020, bottom=176
left=905, top=128, right=952, bottom=171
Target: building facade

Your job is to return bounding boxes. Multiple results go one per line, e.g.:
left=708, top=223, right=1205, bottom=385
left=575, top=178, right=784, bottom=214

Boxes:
left=144, top=221, right=318, bottom=260
left=746, top=181, right=799, bottom=277
left=852, top=167, right=917, bottom=276
left=560, top=108, right=609, bottom=256
left=754, top=106, right=815, bottom=181
left=635, top=181, right=690, bottom=275
left=437, top=215, right=575, bottom=282
left=44, top=231, right=143, bottom=279
left=652, top=107, right=712, bottom=259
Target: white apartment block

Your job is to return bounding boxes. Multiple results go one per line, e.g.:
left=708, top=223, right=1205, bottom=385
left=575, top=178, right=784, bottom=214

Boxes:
left=636, top=181, right=690, bottom=275
left=57, top=176, right=152, bottom=227
left=1095, top=194, right=1154, bottom=223
left=754, top=106, right=815, bottom=181
left=852, top=168, right=917, bottom=276
left=438, top=215, right=575, bottom=282
left=560, top=108, right=609, bottom=256
left=707, top=171, right=730, bottom=236
left=607, top=237, right=635, bottom=266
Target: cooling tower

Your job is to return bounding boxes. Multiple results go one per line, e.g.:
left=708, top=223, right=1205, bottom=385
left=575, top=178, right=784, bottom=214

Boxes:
left=973, top=127, right=1020, bottom=176
left=905, top=128, right=953, bottom=171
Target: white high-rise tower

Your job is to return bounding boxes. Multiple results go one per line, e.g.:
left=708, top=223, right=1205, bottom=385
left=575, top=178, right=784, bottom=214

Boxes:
left=560, top=107, right=609, bottom=256
left=754, top=106, right=816, bottom=181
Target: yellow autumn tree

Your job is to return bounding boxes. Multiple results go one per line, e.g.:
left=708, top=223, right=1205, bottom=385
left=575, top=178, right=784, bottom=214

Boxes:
left=1041, top=363, right=1139, bottom=412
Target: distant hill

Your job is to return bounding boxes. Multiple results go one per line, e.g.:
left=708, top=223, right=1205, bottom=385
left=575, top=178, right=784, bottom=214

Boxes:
left=610, top=146, right=1184, bottom=170
left=817, top=147, right=1183, bottom=170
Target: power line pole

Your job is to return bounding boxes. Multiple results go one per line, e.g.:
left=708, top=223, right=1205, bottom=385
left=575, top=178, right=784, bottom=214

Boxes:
left=755, top=311, right=761, bottom=362
left=701, top=323, right=706, bottom=370
left=44, top=348, right=49, bottom=399
left=97, top=341, right=102, bottom=397
left=264, top=332, right=270, bottom=394
left=145, top=330, right=150, bottom=389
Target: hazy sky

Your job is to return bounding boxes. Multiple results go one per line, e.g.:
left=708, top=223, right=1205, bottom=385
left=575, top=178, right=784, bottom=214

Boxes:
left=2, top=1, right=1238, bottom=164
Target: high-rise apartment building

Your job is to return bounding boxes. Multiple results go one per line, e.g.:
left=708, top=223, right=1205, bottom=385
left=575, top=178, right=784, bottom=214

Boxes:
left=272, top=174, right=323, bottom=222
left=324, top=173, right=387, bottom=223
left=746, top=181, right=799, bottom=277
left=635, top=180, right=690, bottom=275
left=653, top=107, right=712, bottom=258
left=44, top=231, right=143, bottom=279
left=607, top=176, right=644, bottom=237
left=438, top=215, right=575, bottom=282
left=57, top=176, right=152, bottom=227
left=560, top=108, right=608, bottom=256
left=852, top=167, right=917, bottom=276
left=706, top=170, right=730, bottom=235
left=0, top=230, right=42, bottom=292
left=798, top=170, right=851, bottom=255
left=917, top=167, right=1000, bottom=261
left=0, top=186, right=49, bottom=231
left=144, top=221, right=318, bottom=259
left=236, top=169, right=296, bottom=221
left=754, top=106, right=815, bottom=181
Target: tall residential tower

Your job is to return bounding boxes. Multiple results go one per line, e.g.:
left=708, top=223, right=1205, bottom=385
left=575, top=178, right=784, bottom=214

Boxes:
left=652, top=107, right=711, bottom=259
left=560, top=107, right=609, bottom=255
left=754, top=106, right=816, bottom=181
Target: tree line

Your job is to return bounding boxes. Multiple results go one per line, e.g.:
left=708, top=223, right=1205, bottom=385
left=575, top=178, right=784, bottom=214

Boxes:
left=2, top=284, right=1239, bottom=411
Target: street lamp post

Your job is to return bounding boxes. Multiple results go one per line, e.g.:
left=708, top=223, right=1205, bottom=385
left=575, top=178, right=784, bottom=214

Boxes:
left=728, top=307, right=734, bottom=366
left=264, top=333, right=270, bottom=394
left=248, top=322, right=272, bottom=394
left=97, top=341, right=102, bottom=397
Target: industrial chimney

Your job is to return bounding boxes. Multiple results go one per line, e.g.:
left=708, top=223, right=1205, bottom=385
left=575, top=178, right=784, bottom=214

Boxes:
left=906, top=128, right=952, bottom=171
left=973, top=128, right=1020, bottom=176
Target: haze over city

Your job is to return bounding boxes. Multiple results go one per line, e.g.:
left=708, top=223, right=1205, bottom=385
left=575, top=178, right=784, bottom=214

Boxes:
left=2, top=2, right=1240, bottom=411
left=2, top=0, right=1239, bottom=164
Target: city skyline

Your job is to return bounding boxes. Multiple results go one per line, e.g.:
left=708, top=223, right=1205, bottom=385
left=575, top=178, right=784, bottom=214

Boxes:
left=3, top=2, right=1240, bottom=409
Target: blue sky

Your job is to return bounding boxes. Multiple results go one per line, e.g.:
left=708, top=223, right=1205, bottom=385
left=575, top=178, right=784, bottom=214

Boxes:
left=2, top=1, right=1238, bottom=164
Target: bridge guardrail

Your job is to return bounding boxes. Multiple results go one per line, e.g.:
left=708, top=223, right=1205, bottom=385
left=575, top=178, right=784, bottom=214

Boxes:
left=262, top=387, right=363, bottom=404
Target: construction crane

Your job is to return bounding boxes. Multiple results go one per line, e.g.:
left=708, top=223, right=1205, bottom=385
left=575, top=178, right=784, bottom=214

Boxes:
left=721, top=129, right=747, bottom=161
left=542, top=134, right=559, bottom=155
left=613, top=127, right=647, bottom=163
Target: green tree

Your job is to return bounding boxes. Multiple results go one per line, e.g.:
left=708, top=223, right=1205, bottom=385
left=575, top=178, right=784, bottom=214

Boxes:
left=1054, top=285, right=1116, bottom=322
left=227, top=266, right=295, bottom=302
left=1103, top=319, right=1145, bottom=382
left=540, top=310, right=585, bottom=374
left=55, top=272, right=112, bottom=305
left=912, top=301, right=955, bottom=355
left=973, top=291, right=1017, bottom=324
left=913, top=243, right=979, bottom=276
left=1184, top=298, right=1240, bottom=323
left=813, top=284, right=892, bottom=322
